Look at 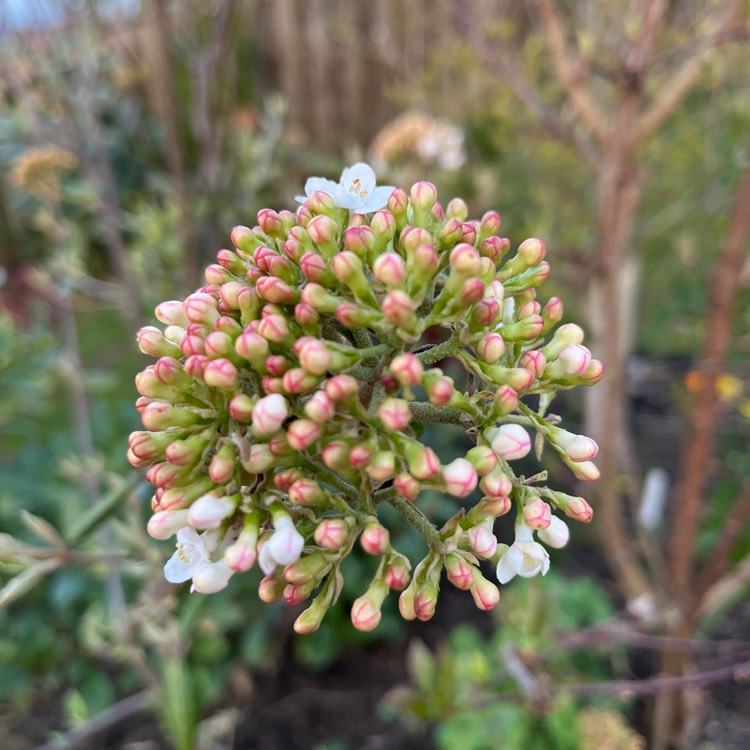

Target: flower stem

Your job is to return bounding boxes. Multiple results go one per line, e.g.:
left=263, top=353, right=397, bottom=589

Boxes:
left=416, top=333, right=462, bottom=365
left=376, top=488, right=444, bottom=551
left=408, top=402, right=466, bottom=425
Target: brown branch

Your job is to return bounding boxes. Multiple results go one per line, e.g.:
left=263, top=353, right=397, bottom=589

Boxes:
left=696, top=483, right=750, bottom=603
left=633, top=1, right=746, bottom=146
left=450, top=0, right=597, bottom=166
left=669, top=157, right=750, bottom=606
left=532, top=0, right=608, bottom=141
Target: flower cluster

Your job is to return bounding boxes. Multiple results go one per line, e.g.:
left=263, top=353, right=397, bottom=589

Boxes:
left=130, top=164, right=602, bottom=633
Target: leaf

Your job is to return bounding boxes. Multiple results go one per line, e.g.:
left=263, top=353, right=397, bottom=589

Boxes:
left=20, top=510, right=65, bottom=548
left=0, top=559, right=60, bottom=608
left=159, top=657, right=199, bottom=750
left=65, top=475, right=142, bottom=546
left=0, top=533, right=40, bottom=559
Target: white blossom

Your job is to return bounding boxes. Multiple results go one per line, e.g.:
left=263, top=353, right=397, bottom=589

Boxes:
left=164, top=527, right=234, bottom=594
left=296, top=163, right=394, bottom=214
left=258, top=516, right=305, bottom=575
left=496, top=522, right=550, bottom=584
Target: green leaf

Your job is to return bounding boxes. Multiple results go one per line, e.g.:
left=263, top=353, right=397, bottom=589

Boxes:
left=0, top=559, right=60, bottom=608
left=20, top=509, right=66, bottom=548
left=159, top=658, right=199, bottom=750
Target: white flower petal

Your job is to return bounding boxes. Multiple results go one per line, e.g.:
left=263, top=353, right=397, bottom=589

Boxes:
left=304, top=176, right=339, bottom=198
left=267, top=525, right=304, bottom=566
left=516, top=542, right=549, bottom=578
left=191, top=560, right=234, bottom=594
left=164, top=550, right=196, bottom=583
left=360, top=185, right=395, bottom=213
left=258, top=542, right=277, bottom=575
left=340, top=162, right=377, bottom=194
left=496, top=545, right=523, bottom=584
left=331, top=184, right=362, bottom=210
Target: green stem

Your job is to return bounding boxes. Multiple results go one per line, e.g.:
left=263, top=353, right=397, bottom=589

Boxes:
left=380, top=490, right=444, bottom=551
left=417, top=333, right=462, bottom=366
left=408, top=402, right=467, bottom=425
left=351, top=328, right=372, bottom=350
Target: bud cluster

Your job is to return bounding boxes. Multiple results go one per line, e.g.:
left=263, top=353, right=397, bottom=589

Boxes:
left=131, top=170, right=602, bottom=632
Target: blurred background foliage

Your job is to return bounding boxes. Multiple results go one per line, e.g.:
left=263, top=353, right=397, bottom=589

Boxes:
left=0, top=0, right=748, bottom=748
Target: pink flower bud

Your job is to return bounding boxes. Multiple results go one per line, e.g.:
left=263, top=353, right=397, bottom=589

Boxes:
left=325, top=374, right=359, bottom=402
left=299, top=252, right=332, bottom=284
left=480, top=210, right=502, bottom=237
left=461, top=222, right=477, bottom=246
left=468, top=521, right=498, bottom=558
left=257, top=314, right=290, bottom=344
left=410, top=181, right=438, bottom=212
left=146, top=462, right=185, bottom=489
left=555, top=344, right=592, bottom=376
left=257, top=208, right=283, bottom=236
left=163, top=434, right=204, bottom=466
left=147, top=509, right=190, bottom=540
left=349, top=445, right=373, bottom=470
left=235, top=330, right=269, bottom=366
left=381, top=290, right=415, bottom=327
left=522, top=498, right=552, bottom=530
left=399, top=226, right=432, bottom=254
left=465, top=446, right=498, bottom=476
left=490, top=424, right=531, bottom=461
left=407, top=446, right=440, bottom=482
left=412, top=243, right=439, bottom=275
left=480, top=468, right=513, bottom=498
left=414, top=583, right=439, bottom=621
left=252, top=393, right=289, bottom=435
left=294, top=302, right=320, bottom=331
left=297, top=339, right=332, bottom=375
left=283, top=582, right=313, bottom=606
left=394, top=473, right=421, bottom=501
left=469, top=298, right=500, bottom=330
left=188, top=495, right=235, bottom=529
left=282, top=368, right=319, bottom=394
left=286, top=419, right=322, bottom=451
left=306, top=189, right=337, bottom=215
left=256, top=275, right=298, bottom=305
left=351, top=593, right=384, bottom=632
left=262, top=376, right=284, bottom=394
left=203, top=358, right=239, bottom=389
left=343, top=225, right=377, bottom=259
left=385, top=559, right=411, bottom=590
left=445, top=554, right=476, bottom=590
left=550, top=428, right=599, bottom=461
left=442, top=458, right=478, bottom=498
left=137, top=327, right=180, bottom=358
left=183, top=292, right=219, bottom=326
left=517, top=300, right=541, bottom=319
left=314, top=518, right=350, bottom=550
left=205, top=263, right=232, bottom=285
left=479, top=494, right=512, bottom=518
left=269, top=433, right=293, bottom=456
left=541, top=323, right=585, bottom=360
left=438, top=217, right=463, bottom=247
left=520, top=350, right=547, bottom=379
left=258, top=574, right=285, bottom=603
left=274, top=469, right=302, bottom=491
left=449, top=243, right=482, bottom=276
left=366, top=451, right=396, bottom=481
left=565, top=496, right=594, bottom=523
left=322, top=440, right=351, bottom=471
left=360, top=520, right=390, bottom=555
left=306, top=214, right=339, bottom=249
left=424, top=371, right=455, bottom=407
left=242, top=444, right=276, bottom=473
left=155, top=300, right=188, bottom=327
left=568, top=460, right=600, bottom=481
left=304, top=390, right=336, bottom=423
left=208, top=444, right=236, bottom=484
left=538, top=516, right=569, bottom=548
left=372, top=252, right=406, bottom=287
left=470, top=576, right=500, bottom=610
left=493, top=386, right=520, bottom=419
left=517, top=237, right=545, bottom=266
left=390, top=352, right=423, bottom=387
left=203, top=331, right=233, bottom=359
left=477, top=333, right=505, bottom=363
left=580, top=359, right=605, bottom=385
left=445, top=197, right=468, bottom=221
left=141, top=402, right=199, bottom=431
left=377, top=398, right=412, bottom=431
left=225, top=525, right=259, bottom=572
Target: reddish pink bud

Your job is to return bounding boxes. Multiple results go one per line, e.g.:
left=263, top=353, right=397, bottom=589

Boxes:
left=550, top=428, right=599, bottom=461
left=461, top=223, right=477, bottom=246
left=399, top=226, right=432, bottom=254
left=410, top=181, right=438, bottom=212
left=412, top=243, right=439, bottom=275
left=282, top=367, right=319, bottom=394
left=493, top=385, right=520, bottom=416
left=414, top=583, right=439, bottom=621
left=389, top=352, right=423, bottom=388
left=325, top=374, right=359, bottom=402
left=286, top=419, right=322, bottom=451
left=257, top=314, right=290, bottom=344
left=478, top=236, right=508, bottom=262
left=480, top=210, right=502, bottom=236
left=164, top=436, right=204, bottom=467
left=257, top=208, right=283, bottom=236
left=283, top=582, right=313, bottom=606
left=289, top=477, right=325, bottom=505
left=385, top=559, right=411, bottom=590
left=343, top=225, right=376, bottom=259
left=445, top=554, right=475, bottom=590
left=520, top=350, right=547, bottom=379
left=146, top=461, right=185, bottom=489
left=294, top=302, right=320, bottom=331
left=450, top=243, right=482, bottom=276
left=137, top=326, right=180, bottom=358
left=377, top=398, right=412, bottom=431
left=468, top=521, right=498, bottom=558
left=203, top=331, right=233, bottom=359
left=179, top=331, right=206, bottom=358
left=445, top=197, right=468, bottom=221
left=306, top=214, right=339, bottom=248
left=425, top=373, right=455, bottom=407
left=349, top=445, right=373, bottom=470
left=477, top=333, right=505, bottom=363
left=314, top=518, right=350, bottom=550
left=263, top=355, right=288, bottom=377
left=205, top=263, right=232, bottom=285
left=459, top=278, right=486, bottom=307
left=480, top=468, right=513, bottom=498
left=274, top=469, right=302, bottom=491
left=298, top=339, right=332, bottom=375
left=469, top=298, right=500, bottom=329
left=134, top=397, right=153, bottom=415
left=360, top=520, right=390, bottom=556
left=306, top=189, right=337, bottom=215
left=366, top=451, right=396, bottom=481
left=299, top=252, right=332, bottom=284
left=442, top=458, right=478, bottom=498
left=235, top=330, right=269, bottom=365
left=304, top=390, right=336, bottom=423
left=252, top=393, right=289, bottom=435
left=203, top=358, right=238, bottom=389
left=517, top=300, right=542, bottom=319
left=490, top=424, right=531, bottom=461
left=557, top=344, right=592, bottom=376
left=523, top=498, right=552, bottom=530
left=141, top=402, right=199, bottom=431
left=208, top=444, right=236, bottom=484
left=382, top=290, right=415, bottom=326
left=182, top=355, right=208, bottom=380
left=372, top=252, right=406, bottom=287
left=262, top=376, right=285, bottom=394
left=256, top=276, right=298, bottom=305
left=155, top=300, right=188, bottom=327
left=147, top=509, right=190, bottom=540
left=387, top=188, right=409, bottom=218
left=370, top=209, right=396, bottom=242
left=351, top=592, right=384, bottom=632
left=565, top=496, right=594, bottom=523
left=322, top=440, right=351, bottom=471
left=394, top=473, right=421, bottom=501
left=470, top=576, right=500, bottom=610
left=481, top=494, right=513, bottom=517
left=408, top=445, right=441, bottom=481
left=465, top=446, right=498, bottom=476
left=183, top=292, right=219, bottom=326
left=224, top=540, right=257, bottom=573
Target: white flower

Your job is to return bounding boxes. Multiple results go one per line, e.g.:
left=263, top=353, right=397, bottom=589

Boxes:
left=296, top=162, right=394, bottom=214
left=537, top=516, right=570, bottom=549
left=258, top=516, right=305, bottom=575
left=496, top=522, right=550, bottom=584
left=164, top=527, right=234, bottom=594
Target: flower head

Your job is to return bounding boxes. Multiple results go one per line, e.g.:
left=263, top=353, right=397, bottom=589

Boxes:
left=164, top=527, right=234, bottom=593
left=297, top=163, right=394, bottom=214
left=496, top=522, right=550, bottom=584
